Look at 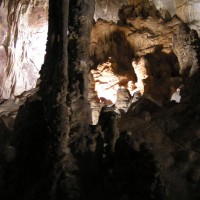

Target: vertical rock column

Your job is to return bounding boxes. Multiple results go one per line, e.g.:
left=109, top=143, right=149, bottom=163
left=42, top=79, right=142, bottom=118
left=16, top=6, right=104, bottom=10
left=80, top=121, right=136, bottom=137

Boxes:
left=39, top=0, right=95, bottom=199
left=68, top=0, right=95, bottom=137
left=39, top=0, right=79, bottom=199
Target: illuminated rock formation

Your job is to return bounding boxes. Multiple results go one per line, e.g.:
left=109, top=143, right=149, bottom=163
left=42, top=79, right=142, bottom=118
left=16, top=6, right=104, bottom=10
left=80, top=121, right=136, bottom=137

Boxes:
left=0, top=0, right=48, bottom=99
left=1, top=1, right=200, bottom=200
left=132, top=57, right=151, bottom=94
left=91, top=58, right=135, bottom=104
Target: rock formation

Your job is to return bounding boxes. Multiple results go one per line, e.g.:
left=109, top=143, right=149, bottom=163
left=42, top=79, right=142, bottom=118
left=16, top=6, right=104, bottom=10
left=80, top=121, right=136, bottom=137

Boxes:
left=153, top=0, right=200, bottom=36
left=1, top=0, right=200, bottom=200
left=0, top=0, right=48, bottom=99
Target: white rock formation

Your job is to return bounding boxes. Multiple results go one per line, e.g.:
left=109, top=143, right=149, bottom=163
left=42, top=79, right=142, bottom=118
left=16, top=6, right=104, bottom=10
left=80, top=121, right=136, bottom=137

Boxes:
left=94, top=0, right=128, bottom=22
left=153, top=0, right=176, bottom=16
left=91, top=61, right=120, bottom=104
left=153, top=0, right=200, bottom=36
left=0, top=0, right=48, bottom=99
left=0, top=2, right=8, bottom=89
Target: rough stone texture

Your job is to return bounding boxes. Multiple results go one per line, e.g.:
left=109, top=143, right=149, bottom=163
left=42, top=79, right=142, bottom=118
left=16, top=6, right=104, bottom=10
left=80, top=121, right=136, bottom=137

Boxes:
left=90, top=16, right=180, bottom=65
left=0, top=2, right=8, bottom=88
left=94, top=0, right=128, bottom=22
left=89, top=58, right=136, bottom=123
left=94, top=0, right=152, bottom=23
left=0, top=0, right=72, bottom=199
left=132, top=57, right=151, bottom=94
left=1, top=1, right=200, bottom=200
left=176, top=0, right=200, bottom=36
left=101, top=0, right=200, bottom=36
left=91, top=59, right=135, bottom=104
left=153, top=0, right=176, bottom=16
left=90, top=16, right=181, bottom=105
left=153, top=0, right=200, bottom=36
left=0, top=88, right=38, bottom=119
left=173, top=23, right=200, bottom=77
left=172, top=23, right=200, bottom=99
left=0, top=0, right=48, bottom=99
left=118, top=97, right=200, bottom=199
left=117, top=22, right=200, bottom=200
left=115, top=87, right=131, bottom=112
left=127, top=0, right=151, bottom=18
left=89, top=5, right=200, bottom=199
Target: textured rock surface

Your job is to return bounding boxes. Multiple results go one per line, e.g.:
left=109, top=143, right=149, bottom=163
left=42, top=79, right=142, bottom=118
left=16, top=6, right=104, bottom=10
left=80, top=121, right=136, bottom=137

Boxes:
left=94, top=0, right=128, bottom=22
left=0, top=2, right=8, bottom=88
left=0, top=88, right=38, bottom=119
left=90, top=3, right=200, bottom=199
left=1, top=1, right=200, bottom=200
left=117, top=22, right=200, bottom=200
left=90, top=16, right=180, bottom=64
left=153, top=0, right=200, bottom=36
left=98, top=0, right=200, bottom=36
left=173, top=23, right=200, bottom=77
left=153, top=0, right=176, bottom=16
left=91, top=59, right=135, bottom=104
left=172, top=23, right=200, bottom=99
left=0, top=0, right=48, bottom=99
left=90, top=16, right=181, bottom=105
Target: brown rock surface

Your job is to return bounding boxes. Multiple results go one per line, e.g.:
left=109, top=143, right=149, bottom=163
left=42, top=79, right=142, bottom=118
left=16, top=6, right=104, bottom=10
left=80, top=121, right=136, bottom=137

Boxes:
left=90, top=16, right=180, bottom=64
left=90, top=16, right=181, bottom=105
left=1, top=1, right=200, bottom=200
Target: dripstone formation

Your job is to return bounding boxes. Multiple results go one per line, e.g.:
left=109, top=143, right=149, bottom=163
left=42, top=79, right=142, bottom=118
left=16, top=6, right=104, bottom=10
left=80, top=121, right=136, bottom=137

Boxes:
left=0, top=0, right=200, bottom=200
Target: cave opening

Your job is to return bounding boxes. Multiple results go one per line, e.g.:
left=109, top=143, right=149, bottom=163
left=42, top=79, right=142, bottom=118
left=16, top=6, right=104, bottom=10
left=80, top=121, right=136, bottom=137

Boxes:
left=88, top=7, right=182, bottom=125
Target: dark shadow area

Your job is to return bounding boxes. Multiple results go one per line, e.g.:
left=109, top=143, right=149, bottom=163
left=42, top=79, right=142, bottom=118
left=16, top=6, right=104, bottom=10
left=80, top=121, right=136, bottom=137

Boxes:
left=90, top=27, right=135, bottom=72
left=0, top=99, right=50, bottom=200
left=70, top=107, right=165, bottom=200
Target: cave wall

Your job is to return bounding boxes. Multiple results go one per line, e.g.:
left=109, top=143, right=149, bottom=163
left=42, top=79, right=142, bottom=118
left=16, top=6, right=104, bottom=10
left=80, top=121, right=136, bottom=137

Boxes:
left=94, top=0, right=200, bottom=36
left=1, top=0, right=200, bottom=99
left=94, top=0, right=128, bottom=22
left=1, top=0, right=200, bottom=200
left=0, top=0, right=48, bottom=99
left=89, top=1, right=200, bottom=199
left=0, top=1, right=8, bottom=88
left=153, top=0, right=200, bottom=36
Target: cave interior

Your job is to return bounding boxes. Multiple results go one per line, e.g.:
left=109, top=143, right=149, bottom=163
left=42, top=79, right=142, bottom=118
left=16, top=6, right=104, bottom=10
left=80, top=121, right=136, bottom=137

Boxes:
left=1, top=0, right=200, bottom=200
